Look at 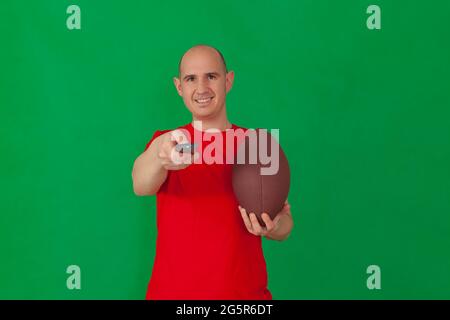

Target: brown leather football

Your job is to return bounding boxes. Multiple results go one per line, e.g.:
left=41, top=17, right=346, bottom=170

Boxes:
left=232, top=128, right=290, bottom=227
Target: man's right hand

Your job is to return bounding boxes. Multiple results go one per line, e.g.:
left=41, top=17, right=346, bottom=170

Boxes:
left=157, top=130, right=200, bottom=171
left=132, top=129, right=198, bottom=195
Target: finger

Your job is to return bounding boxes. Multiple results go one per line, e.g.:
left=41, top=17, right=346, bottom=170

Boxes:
left=161, top=159, right=171, bottom=166
left=162, top=159, right=188, bottom=169
left=249, top=213, right=263, bottom=235
left=161, top=141, right=176, bottom=160
left=180, top=152, right=200, bottom=165
left=162, top=158, right=184, bottom=167
left=162, top=134, right=178, bottom=149
left=278, top=203, right=291, bottom=216
left=158, top=150, right=167, bottom=159
left=283, top=203, right=292, bottom=216
left=166, top=130, right=190, bottom=162
left=284, top=199, right=291, bottom=209
left=164, top=164, right=189, bottom=171
left=170, top=129, right=189, bottom=144
left=164, top=164, right=184, bottom=170
left=238, top=206, right=253, bottom=233
left=261, top=213, right=275, bottom=232
left=177, top=152, right=194, bottom=164
left=162, top=152, right=193, bottom=166
left=169, top=148, right=189, bottom=165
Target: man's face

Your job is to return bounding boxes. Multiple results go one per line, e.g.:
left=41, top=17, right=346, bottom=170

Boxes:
left=174, top=47, right=234, bottom=120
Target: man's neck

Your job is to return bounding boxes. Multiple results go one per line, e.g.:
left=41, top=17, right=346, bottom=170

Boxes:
left=192, top=115, right=232, bottom=132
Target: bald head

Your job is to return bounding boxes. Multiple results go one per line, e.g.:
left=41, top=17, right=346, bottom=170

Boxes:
left=178, top=45, right=228, bottom=77
left=173, top=44, right=235, bottom=121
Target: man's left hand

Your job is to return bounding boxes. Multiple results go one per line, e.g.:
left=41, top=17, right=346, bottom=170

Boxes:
left=238, top=200, right=293, bottom=241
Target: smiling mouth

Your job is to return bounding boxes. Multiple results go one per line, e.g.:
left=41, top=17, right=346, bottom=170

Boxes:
left=194, top=97, right=214, bottom=105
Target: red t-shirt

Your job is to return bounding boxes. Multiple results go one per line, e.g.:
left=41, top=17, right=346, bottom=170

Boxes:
left=143, top=122, right=272, bottom=300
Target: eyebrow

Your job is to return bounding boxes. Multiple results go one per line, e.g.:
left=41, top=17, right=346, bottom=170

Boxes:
left=183, top=72, right=221, bottom=81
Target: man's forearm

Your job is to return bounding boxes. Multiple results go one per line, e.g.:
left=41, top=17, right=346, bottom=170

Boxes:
left=132, top=137, right=168, bottom=196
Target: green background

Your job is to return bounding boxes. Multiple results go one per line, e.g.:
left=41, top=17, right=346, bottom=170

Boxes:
left=1, top=0, right=449, bottom=299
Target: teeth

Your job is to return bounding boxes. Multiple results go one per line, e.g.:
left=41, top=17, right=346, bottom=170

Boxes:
left=196, top=97, right=212, bottom=103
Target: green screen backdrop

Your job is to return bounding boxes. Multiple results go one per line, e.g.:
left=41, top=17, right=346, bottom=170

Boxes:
left=1, top=0, right=449, bottom=299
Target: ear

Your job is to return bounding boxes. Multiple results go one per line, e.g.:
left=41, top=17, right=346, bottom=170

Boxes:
left=173, top=77, right=182, bottom=96
left=225, top=71, right=235, bottom=94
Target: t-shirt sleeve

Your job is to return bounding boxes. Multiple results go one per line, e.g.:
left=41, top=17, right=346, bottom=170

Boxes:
left=144, top=130, right=169, bottom=151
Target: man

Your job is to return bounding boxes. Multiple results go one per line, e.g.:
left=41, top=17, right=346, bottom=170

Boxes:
left=132, top=45, right=293, bottom=300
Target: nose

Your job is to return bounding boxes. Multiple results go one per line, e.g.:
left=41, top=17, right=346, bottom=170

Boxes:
left=197, top=77, right=209, bottom=94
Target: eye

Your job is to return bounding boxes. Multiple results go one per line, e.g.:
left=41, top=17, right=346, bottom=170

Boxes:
left=186, top=77, right=194, bottom=82
left=208, top=74, right=216, bottom=80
